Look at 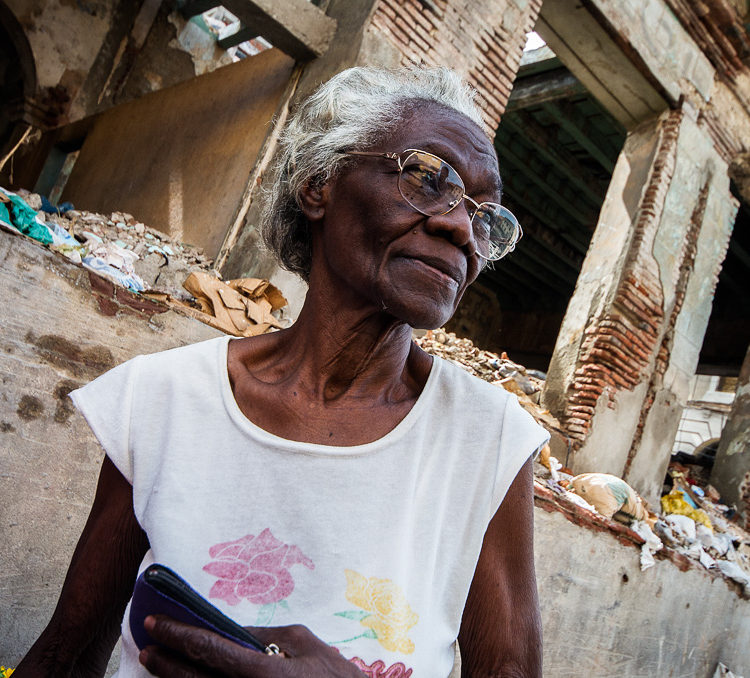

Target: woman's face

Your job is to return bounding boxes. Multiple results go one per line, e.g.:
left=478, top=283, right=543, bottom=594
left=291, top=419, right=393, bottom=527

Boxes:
left=308, top=103, right=502, bottom=329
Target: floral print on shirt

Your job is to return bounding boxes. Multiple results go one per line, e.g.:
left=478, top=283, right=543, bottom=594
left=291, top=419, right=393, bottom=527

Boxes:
left=334, top=569, right=418, bottom=654
left=203, top=528, right=314, bottom=608
left=349, top=657, right=413, bottom=677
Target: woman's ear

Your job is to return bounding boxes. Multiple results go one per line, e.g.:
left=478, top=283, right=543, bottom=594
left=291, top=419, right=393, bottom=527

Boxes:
left=299, top=180, right=329, bottom=222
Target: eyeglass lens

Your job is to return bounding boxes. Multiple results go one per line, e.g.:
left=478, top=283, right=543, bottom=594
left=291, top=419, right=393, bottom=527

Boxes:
left=397, top=151, right=518, bottom=261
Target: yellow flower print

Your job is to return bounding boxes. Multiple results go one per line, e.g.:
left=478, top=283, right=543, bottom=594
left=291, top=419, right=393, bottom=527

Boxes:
left=344, top=569, right=418, bottom=654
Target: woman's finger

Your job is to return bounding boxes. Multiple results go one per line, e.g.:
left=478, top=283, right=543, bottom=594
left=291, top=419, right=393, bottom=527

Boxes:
left=143, top=615, right=282, bottom=677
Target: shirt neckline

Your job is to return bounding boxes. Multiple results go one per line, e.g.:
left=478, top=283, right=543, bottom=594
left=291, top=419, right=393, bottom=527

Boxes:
left=216, top=335, right=441, bottom=457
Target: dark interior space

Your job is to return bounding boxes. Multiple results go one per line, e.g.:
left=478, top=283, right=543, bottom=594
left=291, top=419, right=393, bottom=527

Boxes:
left=698, top=195, right=750, bottom=375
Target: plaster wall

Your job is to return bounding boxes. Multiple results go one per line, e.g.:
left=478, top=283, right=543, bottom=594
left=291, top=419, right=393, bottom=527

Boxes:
left=61, top=47, right=295, bottom=259
left=671, top=374, right=734, bottom=457
left=544, top=106, right=737, bottom=505
left=542, top=116, right=662, bottom=441
left=535, top=507, right=750, bottom=677
left=0, top=227, right=221, bottom=663
left=5, top=0, right=116, bottom=92
left=590, top=0, right=715, bottom=104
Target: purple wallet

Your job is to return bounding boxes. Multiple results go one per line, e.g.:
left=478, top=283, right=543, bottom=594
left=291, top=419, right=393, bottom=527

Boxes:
left=129, top=564, right=267, bottom=653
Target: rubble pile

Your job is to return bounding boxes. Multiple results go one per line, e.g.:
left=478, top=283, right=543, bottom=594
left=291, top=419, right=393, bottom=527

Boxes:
left=415, top=328, right=563, bottom=435
left=13, top=189, right=214, bottom=299
left=0, top=187, right=288, bottom=336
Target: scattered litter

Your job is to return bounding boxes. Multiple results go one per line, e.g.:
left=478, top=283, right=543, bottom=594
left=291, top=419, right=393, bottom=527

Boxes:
left=141, top=272, right=287, bottom=337
left=717, top=560, right=750, bottom=593
left=0, top=187, right=53, bottom=245
left=631, top=520, right=663, bottom=570
left=0, top=186, right=289, bottom=336
left=662, top=488, right=713, bottom=531
left=415, top=329, right=565, bottom=436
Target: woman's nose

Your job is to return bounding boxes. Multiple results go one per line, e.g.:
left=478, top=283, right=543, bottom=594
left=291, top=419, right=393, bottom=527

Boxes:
left=423, top=203, right=475, bottom=251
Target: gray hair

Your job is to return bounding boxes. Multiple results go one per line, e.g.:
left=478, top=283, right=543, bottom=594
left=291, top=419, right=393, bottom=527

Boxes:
left=260, top=66, right=485, bottom=280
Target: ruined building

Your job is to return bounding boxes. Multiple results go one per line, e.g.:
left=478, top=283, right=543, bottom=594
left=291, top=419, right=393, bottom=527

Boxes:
left=1, top=0, right=750, bottom=675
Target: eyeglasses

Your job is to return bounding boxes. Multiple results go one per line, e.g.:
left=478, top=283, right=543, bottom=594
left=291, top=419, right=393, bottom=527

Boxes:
left=339, top=148, right=522, bottom=261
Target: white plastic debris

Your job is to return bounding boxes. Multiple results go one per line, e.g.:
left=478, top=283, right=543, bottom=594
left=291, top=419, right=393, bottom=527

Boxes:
left=666, top=514, right=697, bottom=542
left=631, top=520, right=663, bottom=571
left=562, top=490, right=598, bottom=514
left=717, top=560, right=750, bottom=591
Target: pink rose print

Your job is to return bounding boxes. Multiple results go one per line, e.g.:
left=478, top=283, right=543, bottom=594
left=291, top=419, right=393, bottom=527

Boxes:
left=349, top=658, right=413, bottom=678
left=203, top=528, right=314, bottom=606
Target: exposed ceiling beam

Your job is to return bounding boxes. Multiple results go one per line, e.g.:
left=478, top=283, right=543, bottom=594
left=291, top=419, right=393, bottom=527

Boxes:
left=507, top=204, right=586, bottom=272
left=217, top=26, right=258, bottom=49
left=490, top=253, right=566, bottom=298
left=498, top=144, right=600, bottom=226
left=505, top=184, right=593, bottom=256
left=541, top=101, right=617, bottom=172
left=501, top=113, right=608, bottom=206
left=216, top=0, right=336, bottom=60
left=506, top=68, right=587, bottom=111
left=509, top=237, right=580, bottom=287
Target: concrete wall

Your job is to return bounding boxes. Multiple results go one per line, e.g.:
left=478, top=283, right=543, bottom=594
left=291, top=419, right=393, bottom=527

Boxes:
left=535, top=493, right=750, bottom=677
left=0, top=227, right=221, bottom=662
left=61, top=47, right=295, bottom=259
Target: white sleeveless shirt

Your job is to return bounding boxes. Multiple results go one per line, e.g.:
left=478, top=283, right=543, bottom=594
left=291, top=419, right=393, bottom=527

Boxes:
left=71, top=336, right=548, bottom=677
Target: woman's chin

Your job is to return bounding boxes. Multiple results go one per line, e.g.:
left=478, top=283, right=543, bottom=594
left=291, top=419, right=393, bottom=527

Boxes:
left=384, top=299, right=457, bottom=331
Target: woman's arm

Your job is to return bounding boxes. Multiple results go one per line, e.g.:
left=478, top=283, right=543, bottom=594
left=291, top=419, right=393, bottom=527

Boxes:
left=458, top=457, right=542, bottom=678
left=14, top=456, right=149, bottom=678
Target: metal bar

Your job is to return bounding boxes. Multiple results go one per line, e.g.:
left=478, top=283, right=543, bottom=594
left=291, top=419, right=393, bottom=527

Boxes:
left=217, top=26, right=258, bottom=49
left=180, top=0, right=221, bottom=18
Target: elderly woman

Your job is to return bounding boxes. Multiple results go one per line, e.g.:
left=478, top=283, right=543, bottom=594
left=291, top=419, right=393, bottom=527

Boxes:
left=17, top=67, right=548, bottom=678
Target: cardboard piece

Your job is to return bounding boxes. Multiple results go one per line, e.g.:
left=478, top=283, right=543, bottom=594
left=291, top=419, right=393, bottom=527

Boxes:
left=179, top=271, right=287, bottom=337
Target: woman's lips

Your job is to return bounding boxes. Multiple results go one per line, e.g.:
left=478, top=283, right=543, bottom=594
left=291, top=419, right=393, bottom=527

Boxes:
left=397, top=256, right=461, bottom=288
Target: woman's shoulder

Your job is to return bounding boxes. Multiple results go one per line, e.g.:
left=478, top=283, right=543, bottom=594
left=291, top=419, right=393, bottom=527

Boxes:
left=134, top=335, right=229, bottom=376
left=433, top=354, right=514, bottom=405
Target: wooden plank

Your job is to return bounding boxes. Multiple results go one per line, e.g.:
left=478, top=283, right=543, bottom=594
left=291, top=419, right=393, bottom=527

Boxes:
left=506, top=68, right=587, bottom=111
left=222, top=0, right=336, bottom=60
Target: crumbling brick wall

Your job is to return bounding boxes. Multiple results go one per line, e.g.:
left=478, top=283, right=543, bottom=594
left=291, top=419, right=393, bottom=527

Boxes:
left=560, top=109, right=682, bottom=447
left=368, top=0, right=542, bottom=132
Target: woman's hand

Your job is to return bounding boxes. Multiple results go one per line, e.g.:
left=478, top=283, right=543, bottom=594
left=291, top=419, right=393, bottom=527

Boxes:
left=139, top=615, right=366, bottom=677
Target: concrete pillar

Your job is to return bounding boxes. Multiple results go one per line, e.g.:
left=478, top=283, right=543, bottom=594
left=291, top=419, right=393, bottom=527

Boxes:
left=542, top=105, right=738, bottom=505
left=710, top=344, right=750, bottom=527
